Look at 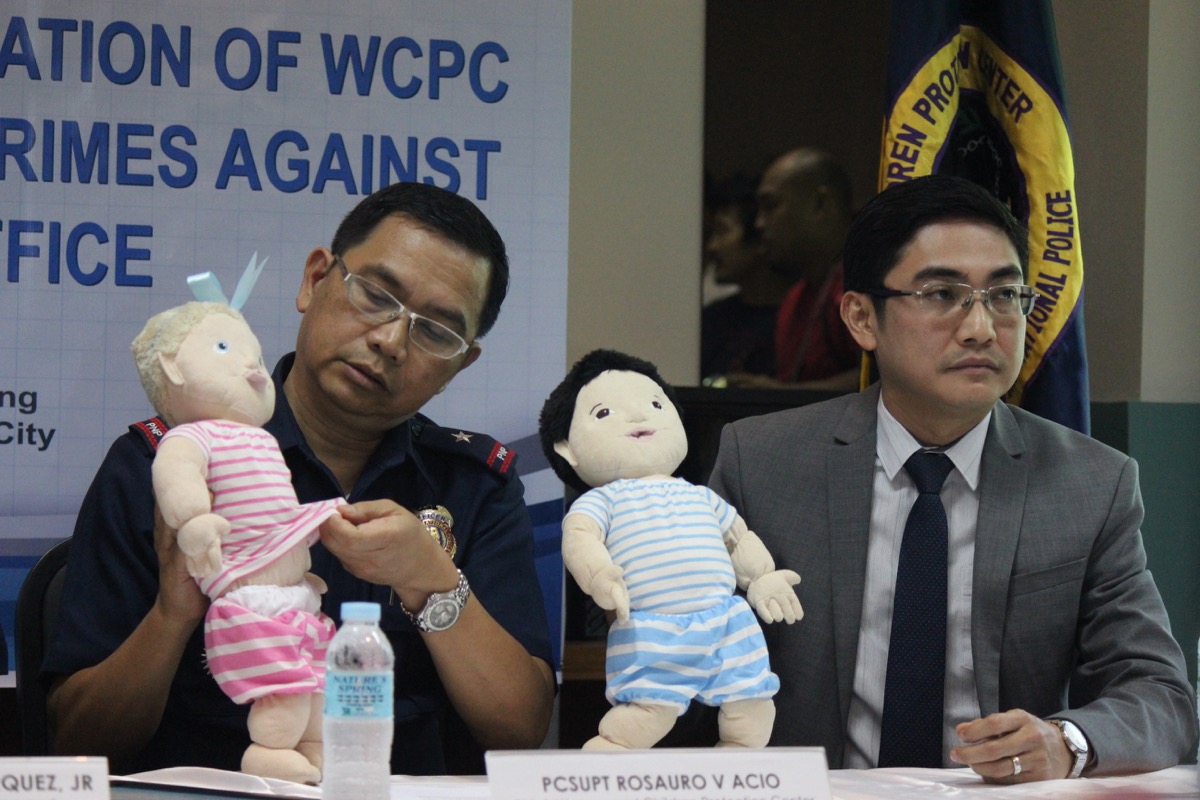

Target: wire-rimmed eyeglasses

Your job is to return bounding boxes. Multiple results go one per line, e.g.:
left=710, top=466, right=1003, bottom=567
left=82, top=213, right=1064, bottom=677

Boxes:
left=866, top=282, right=1037, bottom=318
left=332, top=256, right=471, bottom=358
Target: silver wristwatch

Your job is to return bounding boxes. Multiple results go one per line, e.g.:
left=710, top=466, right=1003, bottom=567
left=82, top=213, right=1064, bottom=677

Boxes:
left=1051, top=719, right=1089, bottom=778
left=401, top=570, right=470, bottom=632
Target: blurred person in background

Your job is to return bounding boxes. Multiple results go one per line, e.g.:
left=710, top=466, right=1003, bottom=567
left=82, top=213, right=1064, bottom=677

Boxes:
left=701, top=173, right=793, bottom=383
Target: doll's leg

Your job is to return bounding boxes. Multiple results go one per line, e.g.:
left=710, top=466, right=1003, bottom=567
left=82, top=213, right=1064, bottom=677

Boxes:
left=247, top=692, right=310, bottom=748
left=242, top=693, right=321, bottom=785
left=585, top=702, right=677, bottom=750
left=715, top=698, right=775, bottom=748
left=294, top=692, right=324, bottom=772
left=242, top=744, right=321, bottom=785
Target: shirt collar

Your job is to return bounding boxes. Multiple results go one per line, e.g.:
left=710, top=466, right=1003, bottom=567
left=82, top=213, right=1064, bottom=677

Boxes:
left=876, top=393, right=989, bottom=490
left=265, top=352, right=305, bottom=452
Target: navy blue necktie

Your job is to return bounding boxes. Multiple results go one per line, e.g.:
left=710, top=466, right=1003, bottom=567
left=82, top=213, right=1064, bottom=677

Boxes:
left=877, top=451, right=954, bottom=768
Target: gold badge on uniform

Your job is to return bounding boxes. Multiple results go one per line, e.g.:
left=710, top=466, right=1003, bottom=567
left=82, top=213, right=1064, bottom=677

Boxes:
left=417, top=504, right=457, bottom=558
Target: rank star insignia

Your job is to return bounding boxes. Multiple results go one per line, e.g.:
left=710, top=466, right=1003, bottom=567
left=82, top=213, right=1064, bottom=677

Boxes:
left=452, top=431, right=473, bottom=443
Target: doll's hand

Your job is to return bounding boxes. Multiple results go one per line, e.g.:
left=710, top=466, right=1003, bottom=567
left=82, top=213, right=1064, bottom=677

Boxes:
left=746, top=569, right=803, bottom=624
left=175, top=512, right=229, bottom=579
left=588, top=564, right=631, bottom=623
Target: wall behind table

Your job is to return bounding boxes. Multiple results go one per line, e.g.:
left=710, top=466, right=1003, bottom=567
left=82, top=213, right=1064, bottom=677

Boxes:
left=566, top=0, right=704, bottom=383
left=1093, top=403, right=1200, bottom=688
left=1059, top=0, right=1200, bottom=684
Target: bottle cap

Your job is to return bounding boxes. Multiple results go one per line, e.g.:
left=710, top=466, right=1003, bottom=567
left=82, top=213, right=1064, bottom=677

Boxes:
left=340, top=601, right=382, bottom=622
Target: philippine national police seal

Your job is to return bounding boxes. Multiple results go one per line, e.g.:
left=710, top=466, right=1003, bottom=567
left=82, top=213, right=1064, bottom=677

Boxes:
left=878, top=14, right=1084, bottom=412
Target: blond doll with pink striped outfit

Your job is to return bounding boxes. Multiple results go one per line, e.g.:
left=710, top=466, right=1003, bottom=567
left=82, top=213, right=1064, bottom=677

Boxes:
left=133, top=301, right=342, bottom=785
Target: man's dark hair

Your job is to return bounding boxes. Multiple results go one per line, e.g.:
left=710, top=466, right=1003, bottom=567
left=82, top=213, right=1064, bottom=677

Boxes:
left=709, top=173, right=761, bottom=243
left=331, top=182, right=510, bottom=338
left=843, top=174, right=1029, bottom=307
left=539, top=349, right=678, bottom=495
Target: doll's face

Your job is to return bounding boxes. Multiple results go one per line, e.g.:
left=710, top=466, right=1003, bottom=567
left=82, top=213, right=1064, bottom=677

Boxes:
left=555, top=369, right=687, bottom=487
left=164, top=313, right=274, bottom=426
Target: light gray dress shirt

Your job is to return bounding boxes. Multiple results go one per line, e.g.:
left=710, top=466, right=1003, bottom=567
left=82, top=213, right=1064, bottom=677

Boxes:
left=844, top=394, right=989, bottom=768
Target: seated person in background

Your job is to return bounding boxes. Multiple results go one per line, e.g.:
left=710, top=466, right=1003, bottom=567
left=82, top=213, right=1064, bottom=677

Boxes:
left=700, top=169, right=739, bottom=309
left=731, top=147, right=859, bottom=391
left=42, top=182, right=556, bottom=776
left=709, top=174, right=1197, bottom=782
left=701, top=173, right=793, bottom=383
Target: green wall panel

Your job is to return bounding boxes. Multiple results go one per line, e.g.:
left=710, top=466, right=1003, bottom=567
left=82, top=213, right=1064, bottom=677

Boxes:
left=1094, top=401, right=1199, bottom=687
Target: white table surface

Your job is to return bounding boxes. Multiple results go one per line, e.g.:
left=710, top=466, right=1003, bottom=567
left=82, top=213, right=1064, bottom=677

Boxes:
left=115, top=764, right=1199, bottom=799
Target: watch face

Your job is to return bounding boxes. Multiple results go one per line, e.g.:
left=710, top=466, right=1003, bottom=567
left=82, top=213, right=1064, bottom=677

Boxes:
left=1061, top=721, right=1087, bottom=752
left=423, top=597, right=461, bottom=631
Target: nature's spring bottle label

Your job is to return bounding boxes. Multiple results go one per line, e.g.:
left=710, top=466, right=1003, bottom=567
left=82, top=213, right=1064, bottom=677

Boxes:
left=325, top=672, right=394, bottom=719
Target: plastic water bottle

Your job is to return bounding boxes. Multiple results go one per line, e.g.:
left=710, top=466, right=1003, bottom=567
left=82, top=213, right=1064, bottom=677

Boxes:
left=323, top=602, right=395, bottom=800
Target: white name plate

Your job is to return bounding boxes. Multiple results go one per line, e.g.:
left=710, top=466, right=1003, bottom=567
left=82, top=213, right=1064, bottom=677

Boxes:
left=486, top=747, right=829, bottom=800
left=0, top=757, right=109, bottom=800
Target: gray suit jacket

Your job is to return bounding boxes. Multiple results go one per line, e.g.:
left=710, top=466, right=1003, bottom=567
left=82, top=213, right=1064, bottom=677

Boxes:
left=709, top=384, right=1197, bottom=774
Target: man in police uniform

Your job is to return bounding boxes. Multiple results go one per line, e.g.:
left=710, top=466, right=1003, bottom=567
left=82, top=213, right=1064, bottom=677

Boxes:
left=43, top=183, right=556, bottom=776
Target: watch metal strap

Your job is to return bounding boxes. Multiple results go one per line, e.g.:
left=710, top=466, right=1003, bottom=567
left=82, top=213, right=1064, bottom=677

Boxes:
left=399, top=569, right=470, bottom=631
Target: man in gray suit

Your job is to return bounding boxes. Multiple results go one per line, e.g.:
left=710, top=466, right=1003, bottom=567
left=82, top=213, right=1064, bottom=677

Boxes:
left=709, top=175, right=1196, bottom=783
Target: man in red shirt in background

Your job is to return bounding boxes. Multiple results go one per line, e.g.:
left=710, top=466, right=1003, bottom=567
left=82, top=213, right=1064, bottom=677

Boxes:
left=738, top=147, right=860, bottom=391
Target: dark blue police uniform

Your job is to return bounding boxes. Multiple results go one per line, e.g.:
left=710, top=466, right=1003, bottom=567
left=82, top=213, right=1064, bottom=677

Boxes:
left=43, top=353, right=552, bottom=776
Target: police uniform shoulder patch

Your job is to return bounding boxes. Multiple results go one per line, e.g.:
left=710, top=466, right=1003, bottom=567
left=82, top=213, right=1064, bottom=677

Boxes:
left=410, top=416, right=517, bottom=477
left=129, top=416, right=171, bottom=454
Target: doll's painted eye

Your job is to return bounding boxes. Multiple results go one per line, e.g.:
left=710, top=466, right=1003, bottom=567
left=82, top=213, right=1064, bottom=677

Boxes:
left=595, top=408, right=610, bottom=419
left=651, top=400, right=662, bottom=409
left=213, top=340, right=231, bottom=353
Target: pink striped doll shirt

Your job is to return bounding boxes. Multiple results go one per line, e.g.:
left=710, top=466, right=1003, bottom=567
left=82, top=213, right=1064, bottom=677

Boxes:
left=162, top=419, right=343, bottom=703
